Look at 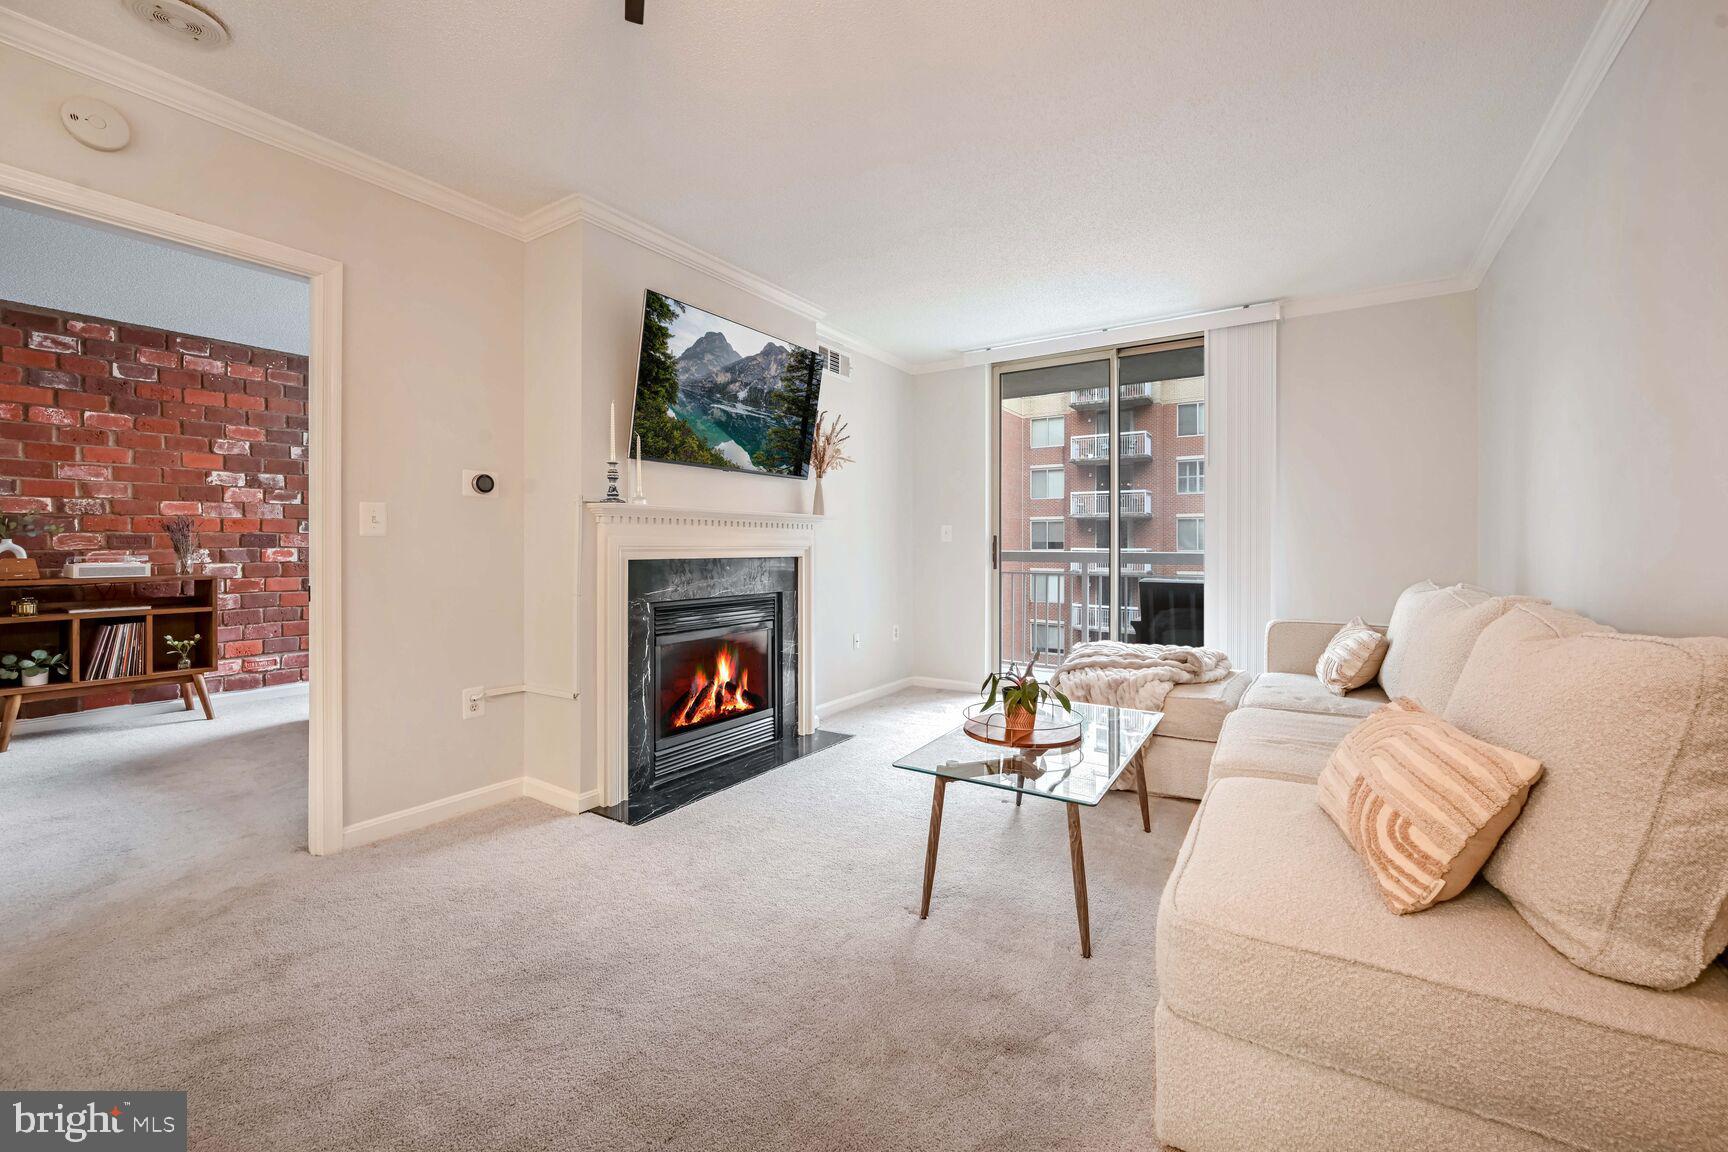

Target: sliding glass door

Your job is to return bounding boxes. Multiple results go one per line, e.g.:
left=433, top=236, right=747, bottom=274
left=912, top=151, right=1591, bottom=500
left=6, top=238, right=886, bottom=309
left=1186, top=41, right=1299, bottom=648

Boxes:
left=994, top=338, right=1206, bottom=672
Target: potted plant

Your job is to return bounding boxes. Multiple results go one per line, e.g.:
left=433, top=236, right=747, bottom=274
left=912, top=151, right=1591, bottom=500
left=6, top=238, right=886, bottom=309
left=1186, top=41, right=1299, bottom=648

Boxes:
left=808, top=411, right=853, bottom=516
left=979, top=655, right=1073, bottom=744
left=2, top=649, right=69, bottom=687
left=0, top=512, right=59, bottom=560
left=164, top=634, right=201, bottom=671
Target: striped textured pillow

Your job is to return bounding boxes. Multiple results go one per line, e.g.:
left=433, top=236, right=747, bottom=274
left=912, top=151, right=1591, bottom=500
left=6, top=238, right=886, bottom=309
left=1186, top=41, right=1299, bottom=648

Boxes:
left=1316, top=617, right=1388, bottom=695
left=1317, top=698, right=1543, bottom=915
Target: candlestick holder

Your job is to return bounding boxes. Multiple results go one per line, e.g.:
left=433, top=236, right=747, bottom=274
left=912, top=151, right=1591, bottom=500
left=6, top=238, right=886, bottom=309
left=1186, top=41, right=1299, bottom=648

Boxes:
left=604, top=458, right=625, bottom=502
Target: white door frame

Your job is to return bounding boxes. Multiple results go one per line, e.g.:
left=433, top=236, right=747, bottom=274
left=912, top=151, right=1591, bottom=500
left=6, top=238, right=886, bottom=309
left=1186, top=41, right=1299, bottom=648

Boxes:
left=0, top=161, right=347, bottom=856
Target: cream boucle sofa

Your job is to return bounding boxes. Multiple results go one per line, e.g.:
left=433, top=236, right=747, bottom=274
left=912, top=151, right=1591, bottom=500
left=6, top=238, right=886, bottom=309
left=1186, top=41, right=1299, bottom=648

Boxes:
left=1154, top=585, right=1728, bottom=1152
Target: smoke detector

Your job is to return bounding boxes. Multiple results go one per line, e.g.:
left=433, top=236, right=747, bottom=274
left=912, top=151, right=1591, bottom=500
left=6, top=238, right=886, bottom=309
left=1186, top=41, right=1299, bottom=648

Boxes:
left=123, top=0, right=230, bottom=49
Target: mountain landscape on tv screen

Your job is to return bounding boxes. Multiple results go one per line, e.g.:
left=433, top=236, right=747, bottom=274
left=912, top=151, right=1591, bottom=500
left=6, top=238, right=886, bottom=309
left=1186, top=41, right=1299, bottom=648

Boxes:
left=633, top=291, right=819, bottom=475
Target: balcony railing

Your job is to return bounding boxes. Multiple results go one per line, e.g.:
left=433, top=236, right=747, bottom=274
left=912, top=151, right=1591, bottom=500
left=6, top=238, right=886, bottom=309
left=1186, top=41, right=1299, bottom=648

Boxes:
left=1070, top=489, right=1153, bottom=518
left=1070, top=430, right=1153, bottom=463
left=1069, top=382, right=1156, bottom=409
left=1072, top=602, right=1141, bottom=631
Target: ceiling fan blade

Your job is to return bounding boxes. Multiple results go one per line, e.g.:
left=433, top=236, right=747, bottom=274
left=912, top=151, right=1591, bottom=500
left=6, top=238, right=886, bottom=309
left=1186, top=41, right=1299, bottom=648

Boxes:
left=625, top=0, right=644, bottom=24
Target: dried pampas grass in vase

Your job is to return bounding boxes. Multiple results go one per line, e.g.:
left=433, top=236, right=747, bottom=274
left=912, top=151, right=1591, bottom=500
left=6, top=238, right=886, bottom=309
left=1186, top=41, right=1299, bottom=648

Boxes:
left=808, top=411, right=853, bottom=516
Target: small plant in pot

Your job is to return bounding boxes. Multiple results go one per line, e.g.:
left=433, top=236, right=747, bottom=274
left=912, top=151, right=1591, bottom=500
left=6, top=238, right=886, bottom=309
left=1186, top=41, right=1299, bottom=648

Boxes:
left=1, top=649, right=69, bottom=687
left=164, top=634, right=201, bottom=671
left=0, top=512, right=59, bottom=560
left=979, top=655, right=1073, bottom=744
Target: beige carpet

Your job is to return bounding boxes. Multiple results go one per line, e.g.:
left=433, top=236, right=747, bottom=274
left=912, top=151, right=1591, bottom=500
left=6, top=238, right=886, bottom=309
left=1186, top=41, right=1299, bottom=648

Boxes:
left=0, top=686, right=1195, bottom=1151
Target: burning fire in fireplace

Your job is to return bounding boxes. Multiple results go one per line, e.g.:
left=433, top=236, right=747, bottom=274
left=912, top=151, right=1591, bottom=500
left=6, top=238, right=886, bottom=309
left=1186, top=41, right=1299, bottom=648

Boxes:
left=668, top=642, right=764, bottom=730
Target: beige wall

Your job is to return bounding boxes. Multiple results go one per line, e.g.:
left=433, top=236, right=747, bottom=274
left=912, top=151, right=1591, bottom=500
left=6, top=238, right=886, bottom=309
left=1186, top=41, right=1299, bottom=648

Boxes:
left=0, top=45, right=528, bottom=827
left=909, top=365, right=992, bottom=685
left=524, top=221, right=917, bottom=797
left=1278, top=293, right=1479, bottom=623
left=1478, top=1, right=1728, bottom=637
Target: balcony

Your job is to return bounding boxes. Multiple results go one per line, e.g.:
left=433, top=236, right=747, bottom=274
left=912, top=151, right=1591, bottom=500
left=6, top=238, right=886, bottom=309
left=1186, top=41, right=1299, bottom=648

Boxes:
left=1070, top=490, right=1153, bottom=518
left=1070, top=430, right=1153, bottom=464
left=1072, top=603, right=1141, bottom=632
left=1069, top=382, right=1156, bottom=410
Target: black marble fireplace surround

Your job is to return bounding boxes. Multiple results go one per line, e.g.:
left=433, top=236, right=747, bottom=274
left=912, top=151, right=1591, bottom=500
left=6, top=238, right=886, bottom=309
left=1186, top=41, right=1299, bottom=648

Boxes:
left=596, top=556, right=849, bottom=824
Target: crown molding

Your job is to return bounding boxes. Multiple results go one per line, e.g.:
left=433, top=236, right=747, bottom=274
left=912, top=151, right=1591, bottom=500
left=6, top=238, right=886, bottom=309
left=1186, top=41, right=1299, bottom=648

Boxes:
left=813, top=323, right=918, bottom=375
left=1467, top=0, right=1647, bottom=285
left=1280, top=275, right=1475, bottom=319
left=528, top=195, right=827, bottom=323
left=0, top=8, right=523, bottom=237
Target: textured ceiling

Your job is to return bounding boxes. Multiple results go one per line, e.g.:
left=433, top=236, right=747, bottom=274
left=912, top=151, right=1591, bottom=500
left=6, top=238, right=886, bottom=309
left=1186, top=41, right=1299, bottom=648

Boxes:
left=1, top=0, right=1604, bottom=362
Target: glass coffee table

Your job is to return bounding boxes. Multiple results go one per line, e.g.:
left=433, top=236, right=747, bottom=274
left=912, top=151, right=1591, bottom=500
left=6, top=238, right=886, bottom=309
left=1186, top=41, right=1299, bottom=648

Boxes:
left=893, top=701, right=1162, bottom=958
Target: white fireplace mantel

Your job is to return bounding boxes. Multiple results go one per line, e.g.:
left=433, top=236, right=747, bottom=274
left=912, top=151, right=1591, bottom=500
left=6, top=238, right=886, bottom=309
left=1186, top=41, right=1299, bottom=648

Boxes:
left=583, top=503, right=819, bottom=809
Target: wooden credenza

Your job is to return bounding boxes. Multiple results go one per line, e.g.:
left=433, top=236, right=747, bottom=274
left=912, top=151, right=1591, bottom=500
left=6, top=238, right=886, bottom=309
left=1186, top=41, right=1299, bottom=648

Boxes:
left=0, top=573, right=220, bottom=750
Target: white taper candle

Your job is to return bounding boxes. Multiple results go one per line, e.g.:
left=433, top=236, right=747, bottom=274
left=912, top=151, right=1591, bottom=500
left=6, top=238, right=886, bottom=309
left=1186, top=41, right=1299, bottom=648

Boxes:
left=609, top=402, right=617, bottom=462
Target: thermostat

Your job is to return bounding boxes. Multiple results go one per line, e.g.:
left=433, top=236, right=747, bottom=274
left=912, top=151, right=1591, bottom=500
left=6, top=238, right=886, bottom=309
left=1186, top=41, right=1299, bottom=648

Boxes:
left=463, top=470, right=498, bottom=497
left=61, top=97, right=131, bottom=152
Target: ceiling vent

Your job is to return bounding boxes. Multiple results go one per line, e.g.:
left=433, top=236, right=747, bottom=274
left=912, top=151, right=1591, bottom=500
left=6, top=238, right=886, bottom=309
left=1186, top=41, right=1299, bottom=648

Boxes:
left=123, top=0, right=231, bottom=49
left=818, top=345, right=852, bottom=380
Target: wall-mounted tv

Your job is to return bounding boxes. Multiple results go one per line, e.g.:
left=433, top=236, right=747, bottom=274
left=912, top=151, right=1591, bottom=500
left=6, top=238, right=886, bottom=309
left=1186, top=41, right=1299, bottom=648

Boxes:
left=629, top=290, right=823, bottom=479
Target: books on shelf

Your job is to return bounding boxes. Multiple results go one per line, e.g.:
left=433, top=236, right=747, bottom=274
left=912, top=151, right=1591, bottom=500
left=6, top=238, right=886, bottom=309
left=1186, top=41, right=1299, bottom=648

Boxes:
left=84, top=622, right=146, bottom=680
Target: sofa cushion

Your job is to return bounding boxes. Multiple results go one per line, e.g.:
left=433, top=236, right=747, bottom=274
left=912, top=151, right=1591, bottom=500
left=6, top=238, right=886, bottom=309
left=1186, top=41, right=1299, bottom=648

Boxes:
left=1377, top=580, right=1532, bottom=710
left=1154, top=667, right=1251, bottom=742
left=1157, top=777, right=1728, bottom=1152
left=1208, top=707, right=1360, bottom=787
left=1242, top=672, right=1388, bottom=718
left=1318, top=698, right=1543, bottom=914
left=1317, top=617, right=1389, bottom=694
left=1447, top=602, right=1728, bottom=990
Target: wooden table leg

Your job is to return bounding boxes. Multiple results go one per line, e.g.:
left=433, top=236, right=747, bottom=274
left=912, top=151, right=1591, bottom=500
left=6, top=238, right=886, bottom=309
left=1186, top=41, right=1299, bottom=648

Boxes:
left=1134, top=760, right=1151, bottom=833
left=1015, top=772, right=1023, bottom=807
left=189, top=673, right=214, bottom=720
left=1067, top=803, right=1092, bottom=958
left=179, top=681, right=195, bottom=711
left=920, top=777, right=946, bottom=919
left=0, top=694, right=19, bottom=752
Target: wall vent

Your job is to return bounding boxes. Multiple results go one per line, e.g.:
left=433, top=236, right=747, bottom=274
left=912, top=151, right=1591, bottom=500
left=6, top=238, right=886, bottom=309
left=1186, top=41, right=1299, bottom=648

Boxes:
left=818, top=345, right=852, bottom=380
left=123, top=0, right=231, bottom=49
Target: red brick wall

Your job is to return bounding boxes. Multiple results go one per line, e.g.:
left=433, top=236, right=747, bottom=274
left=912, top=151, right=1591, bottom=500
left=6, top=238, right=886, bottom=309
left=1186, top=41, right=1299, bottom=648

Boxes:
left=0, top=301, right=308, bottom=716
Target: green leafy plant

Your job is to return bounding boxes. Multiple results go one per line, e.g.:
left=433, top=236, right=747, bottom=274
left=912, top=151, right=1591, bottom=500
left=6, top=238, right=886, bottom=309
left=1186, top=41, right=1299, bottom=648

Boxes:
left=0, top=513, right=59, bottom=540
left=0, top=649, right=68, bottom=681
left=164, top=634, right=201, bottom=665
left=980, top=654, right=1072, bottom=717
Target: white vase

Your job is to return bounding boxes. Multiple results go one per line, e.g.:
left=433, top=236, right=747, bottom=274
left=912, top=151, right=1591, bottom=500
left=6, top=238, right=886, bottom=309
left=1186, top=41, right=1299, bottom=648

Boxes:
left=22, top=670, right=48, bottom=687
left=812, top=477, right=825, bottom=516
left=0, top=538, right=24, bottom=560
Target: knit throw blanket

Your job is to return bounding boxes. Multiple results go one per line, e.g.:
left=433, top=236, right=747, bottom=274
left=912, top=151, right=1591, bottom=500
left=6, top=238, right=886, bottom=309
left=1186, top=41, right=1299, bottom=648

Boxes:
left=1050, top=641, right=1232, bottom=713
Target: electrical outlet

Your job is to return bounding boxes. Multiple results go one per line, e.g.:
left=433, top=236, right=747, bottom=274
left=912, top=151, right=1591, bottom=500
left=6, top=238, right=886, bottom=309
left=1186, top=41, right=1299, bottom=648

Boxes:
left=461, top=686, right=485, bottom=719
left=940, top=524, right=953, bottom=543
left=852, top=632, right=862, bottom=650
left=892, top=624, right=901, bottom=641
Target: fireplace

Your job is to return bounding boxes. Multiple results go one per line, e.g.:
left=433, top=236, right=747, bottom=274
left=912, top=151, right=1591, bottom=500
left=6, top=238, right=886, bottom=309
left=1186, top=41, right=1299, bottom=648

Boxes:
left=650, top=593, right=781, bottom=785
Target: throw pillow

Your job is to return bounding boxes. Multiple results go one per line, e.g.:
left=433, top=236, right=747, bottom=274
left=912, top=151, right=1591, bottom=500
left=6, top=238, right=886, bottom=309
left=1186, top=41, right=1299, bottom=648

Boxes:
left=1447, top=602, right=1728, bottom=991
left=1315, top=617, right=1388, bottom=695
left=1317, top=697, right=1543, bottom=915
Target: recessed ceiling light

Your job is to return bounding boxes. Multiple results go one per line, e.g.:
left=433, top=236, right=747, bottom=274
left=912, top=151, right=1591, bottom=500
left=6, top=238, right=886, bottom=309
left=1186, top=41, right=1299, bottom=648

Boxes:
left=121, top=0, right=231, bottom=50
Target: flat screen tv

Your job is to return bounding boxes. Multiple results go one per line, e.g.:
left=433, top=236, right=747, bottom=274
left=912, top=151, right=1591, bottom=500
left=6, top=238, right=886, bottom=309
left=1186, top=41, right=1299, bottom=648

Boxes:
left=628, top=290, right=823, bottom=479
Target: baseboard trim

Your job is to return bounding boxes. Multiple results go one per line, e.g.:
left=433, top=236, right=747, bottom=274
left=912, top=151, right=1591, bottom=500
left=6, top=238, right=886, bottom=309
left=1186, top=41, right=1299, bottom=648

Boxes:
left=342, top=777, right=525, bottom=849
left=522, top=776, right=601, bottom=814
left=13, top=680, right=309, bottom=734
left=816, top=677, right=913, bottom=717
left=342, top=773, right=603, bottom=849
left=909, top=676, right=975, bottom=694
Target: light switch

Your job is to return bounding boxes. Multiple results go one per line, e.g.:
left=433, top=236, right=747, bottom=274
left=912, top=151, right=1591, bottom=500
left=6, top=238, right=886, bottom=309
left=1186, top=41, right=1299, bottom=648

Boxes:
left=940, top=524, right=953, bottom=543
left=358, top=502, right=387, bottom=536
